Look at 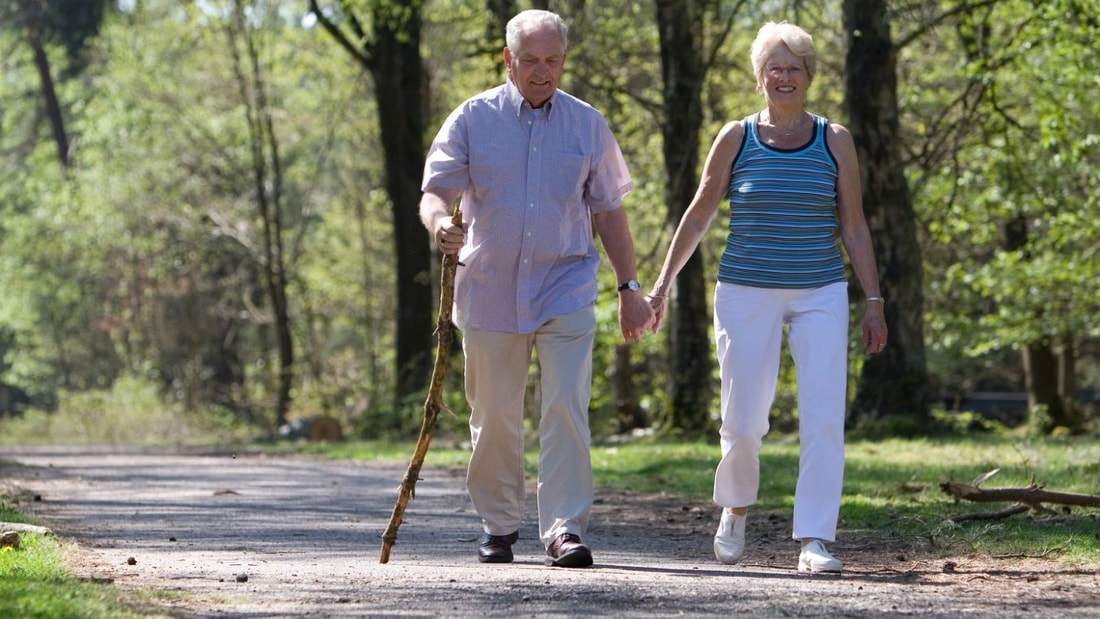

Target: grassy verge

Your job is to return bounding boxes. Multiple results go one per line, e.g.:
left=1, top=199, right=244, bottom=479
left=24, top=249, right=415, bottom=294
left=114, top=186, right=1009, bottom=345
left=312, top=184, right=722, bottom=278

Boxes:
left=308, top=433, right=1100, bottom=563
left=0, top=499, right=153, bottom=619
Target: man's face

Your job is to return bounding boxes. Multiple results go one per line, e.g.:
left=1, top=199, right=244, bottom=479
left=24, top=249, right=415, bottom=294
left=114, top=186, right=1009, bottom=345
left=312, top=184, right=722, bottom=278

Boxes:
left=504, top=26, right=565, bottom=109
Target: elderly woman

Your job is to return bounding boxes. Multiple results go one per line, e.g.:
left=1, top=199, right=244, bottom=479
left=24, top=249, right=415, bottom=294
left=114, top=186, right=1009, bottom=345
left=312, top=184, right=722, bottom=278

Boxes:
left=646, top=22, right=887, bottom=572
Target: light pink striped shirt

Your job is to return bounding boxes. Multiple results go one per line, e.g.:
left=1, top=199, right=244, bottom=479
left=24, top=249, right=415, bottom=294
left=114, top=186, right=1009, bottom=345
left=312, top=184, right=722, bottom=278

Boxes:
left=422, top=79, right=633, bottom=333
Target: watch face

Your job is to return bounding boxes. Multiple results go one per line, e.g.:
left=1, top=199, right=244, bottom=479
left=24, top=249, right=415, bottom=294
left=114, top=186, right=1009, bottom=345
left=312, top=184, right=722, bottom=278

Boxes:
left=620, top=280, right=640, bottom=291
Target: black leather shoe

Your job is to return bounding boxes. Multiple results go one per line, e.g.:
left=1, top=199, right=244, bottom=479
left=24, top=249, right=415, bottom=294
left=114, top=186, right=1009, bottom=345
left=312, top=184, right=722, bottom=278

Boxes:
left=544, top=533, right=593, bottom=568
left=477, top=531, right=519, bottom=563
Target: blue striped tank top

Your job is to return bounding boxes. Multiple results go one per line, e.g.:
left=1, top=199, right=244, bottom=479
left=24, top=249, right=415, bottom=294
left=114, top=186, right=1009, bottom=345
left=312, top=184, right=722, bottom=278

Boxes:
left=717, top=113, right=847, bottom=289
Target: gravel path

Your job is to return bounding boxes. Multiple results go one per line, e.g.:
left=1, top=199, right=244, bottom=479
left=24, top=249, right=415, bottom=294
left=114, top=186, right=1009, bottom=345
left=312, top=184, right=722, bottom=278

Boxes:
left=2, top=445, right=1098, bottom=618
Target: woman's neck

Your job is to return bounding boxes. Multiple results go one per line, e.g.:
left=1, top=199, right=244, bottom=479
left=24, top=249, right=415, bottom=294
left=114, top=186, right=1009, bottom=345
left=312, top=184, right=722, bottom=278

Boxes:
left=761, top=108, right=808, bottom=135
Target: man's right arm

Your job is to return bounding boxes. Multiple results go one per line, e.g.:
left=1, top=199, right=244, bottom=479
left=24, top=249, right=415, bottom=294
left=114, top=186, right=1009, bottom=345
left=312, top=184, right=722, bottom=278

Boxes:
left=419, top=188, right=464, bottom=254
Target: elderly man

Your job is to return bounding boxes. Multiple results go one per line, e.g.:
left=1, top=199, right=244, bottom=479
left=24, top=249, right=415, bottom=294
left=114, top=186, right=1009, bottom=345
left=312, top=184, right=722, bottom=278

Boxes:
left=419, top=9, right=654, bottom=568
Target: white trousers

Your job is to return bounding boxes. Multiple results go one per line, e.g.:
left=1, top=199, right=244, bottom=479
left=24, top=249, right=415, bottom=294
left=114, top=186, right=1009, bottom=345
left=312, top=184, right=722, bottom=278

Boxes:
left=461, top=305, right=596, bottom=547
left=712, top=281, right=849, bottom=542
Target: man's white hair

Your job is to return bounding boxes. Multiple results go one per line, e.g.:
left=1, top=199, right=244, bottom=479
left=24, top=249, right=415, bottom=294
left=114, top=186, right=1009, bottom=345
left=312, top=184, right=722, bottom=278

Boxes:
left=505, top=10, right=568, bottom=53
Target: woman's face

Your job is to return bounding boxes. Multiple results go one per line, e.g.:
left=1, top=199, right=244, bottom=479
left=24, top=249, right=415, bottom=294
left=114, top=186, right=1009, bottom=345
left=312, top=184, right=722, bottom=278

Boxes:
left=758, top=44, right=810, bottom=105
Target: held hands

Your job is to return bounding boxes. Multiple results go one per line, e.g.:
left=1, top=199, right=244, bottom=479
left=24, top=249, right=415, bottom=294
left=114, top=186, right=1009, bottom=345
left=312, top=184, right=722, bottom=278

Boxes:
left=645, top=291, right=668, bottom=333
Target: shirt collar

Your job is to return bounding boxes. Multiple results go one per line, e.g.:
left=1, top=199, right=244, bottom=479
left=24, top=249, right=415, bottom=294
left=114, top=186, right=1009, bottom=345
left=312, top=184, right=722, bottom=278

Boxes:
left=505, top=78, right=556, bottom=120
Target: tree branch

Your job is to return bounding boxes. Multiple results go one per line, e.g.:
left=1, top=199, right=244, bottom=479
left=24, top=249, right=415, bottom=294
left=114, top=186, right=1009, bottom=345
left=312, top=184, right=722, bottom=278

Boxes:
left=949, top=503, right=1030, bottom=522
left=308, top=0, right=372, bottom=69
left=895, top=0, right=1003, bottom=50
left=940, top=481, right=1100, bottom=508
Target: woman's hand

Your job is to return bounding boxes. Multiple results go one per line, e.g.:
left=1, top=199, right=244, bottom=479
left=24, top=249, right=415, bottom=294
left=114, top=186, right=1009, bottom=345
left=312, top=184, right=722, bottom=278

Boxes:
left=645, top=291, right=669, bottom=333
left=862, top=301, right=888, bottom=354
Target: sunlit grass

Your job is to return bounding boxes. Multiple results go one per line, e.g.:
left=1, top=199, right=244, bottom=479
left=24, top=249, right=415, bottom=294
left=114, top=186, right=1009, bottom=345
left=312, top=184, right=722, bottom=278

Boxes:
left=839, top=436, right=1100, bottom=563
left=313, top=433, right=1100, bottom=563
left=0, top=531, right=152, bottom=619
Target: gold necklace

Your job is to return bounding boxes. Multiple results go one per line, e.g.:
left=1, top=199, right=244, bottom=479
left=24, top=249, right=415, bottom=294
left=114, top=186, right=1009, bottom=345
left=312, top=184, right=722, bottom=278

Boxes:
left=764, top=112, right=807, bottom=136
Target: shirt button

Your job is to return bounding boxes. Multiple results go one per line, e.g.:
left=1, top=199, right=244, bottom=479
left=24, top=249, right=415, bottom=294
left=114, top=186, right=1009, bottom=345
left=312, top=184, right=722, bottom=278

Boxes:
left=529, top=203, right=534, bottom=208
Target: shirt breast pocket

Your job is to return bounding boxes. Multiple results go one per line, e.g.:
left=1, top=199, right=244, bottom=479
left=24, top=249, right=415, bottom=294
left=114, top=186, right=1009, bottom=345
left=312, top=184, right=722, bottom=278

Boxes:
left=546, top=152, right=590, bottom=216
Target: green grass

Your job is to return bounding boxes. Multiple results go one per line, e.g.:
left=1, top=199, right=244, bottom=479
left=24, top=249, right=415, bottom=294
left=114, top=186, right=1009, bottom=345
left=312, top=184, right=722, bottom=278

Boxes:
left=0, top=528, right=152, bottom=619
left=840, top=435, right=1100, bottom=563
left=318, top=433, right=1100, bottom=564
left=1, top=471, right=163, bottom=619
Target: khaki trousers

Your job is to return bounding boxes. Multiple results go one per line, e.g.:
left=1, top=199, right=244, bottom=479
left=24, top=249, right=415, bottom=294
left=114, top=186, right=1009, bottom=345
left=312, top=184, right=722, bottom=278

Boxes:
left=461, top=305, right=596, bottom=547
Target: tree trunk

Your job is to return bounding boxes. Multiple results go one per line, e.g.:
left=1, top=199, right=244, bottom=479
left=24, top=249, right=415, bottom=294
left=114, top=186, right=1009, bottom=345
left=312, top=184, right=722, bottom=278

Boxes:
left=309, top=1, right=435, bottom=415
left=485, top=0, right=517, bottom=49
left=610, top=342, right=645, bottom=433
left=655, top=0, right=712, bottom=437
left=26, top=19, right=70, bottom=169
left=1005, top=214, right=1080, bottom=434
left=231, top=1, right=294, bottom=428
left=843, top=0, right=930, bottom=431
left=1023, top=340, right=1062, bottom=429
left=1057, top=343, right=1080, bottom=429
left=370, top=6, right=434, bottom=409
left=1022, top=340, right=1081, bottom=432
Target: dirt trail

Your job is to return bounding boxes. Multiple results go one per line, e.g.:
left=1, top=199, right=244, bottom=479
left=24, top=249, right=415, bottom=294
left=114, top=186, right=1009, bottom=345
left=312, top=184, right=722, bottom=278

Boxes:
left=2, top=445, right=1098, bottom=618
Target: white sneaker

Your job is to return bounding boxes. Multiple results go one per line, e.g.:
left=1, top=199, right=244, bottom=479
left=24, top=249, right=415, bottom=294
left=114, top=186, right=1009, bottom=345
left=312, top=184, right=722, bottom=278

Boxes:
left=798, top=539, right=842, bottom=573
left=713, top=510, right=746, bottom=565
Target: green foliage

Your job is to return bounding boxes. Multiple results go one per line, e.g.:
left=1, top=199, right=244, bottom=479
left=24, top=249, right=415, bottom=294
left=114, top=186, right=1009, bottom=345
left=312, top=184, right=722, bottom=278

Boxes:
left=0, top=375, right=253, bottom=446
left=931, top=406, right=1009, bottom=435
left=1, top=0, right=1097, bottom=440
left=912, top=0, right=1100, bottom=400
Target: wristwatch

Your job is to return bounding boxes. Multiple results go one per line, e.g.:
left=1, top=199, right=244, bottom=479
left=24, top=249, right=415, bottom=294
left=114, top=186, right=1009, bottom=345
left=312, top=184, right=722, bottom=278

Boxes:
left=617, top=280, right=641, bottom=292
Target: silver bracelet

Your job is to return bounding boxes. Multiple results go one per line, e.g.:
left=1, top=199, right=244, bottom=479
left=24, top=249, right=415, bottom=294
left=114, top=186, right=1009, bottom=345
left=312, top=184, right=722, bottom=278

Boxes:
left=866, top=296, right=885, bottom=304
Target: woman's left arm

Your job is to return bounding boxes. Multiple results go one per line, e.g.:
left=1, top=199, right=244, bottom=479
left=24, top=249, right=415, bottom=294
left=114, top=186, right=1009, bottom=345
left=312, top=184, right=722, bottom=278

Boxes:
left=829, top=123, right=888, bottom=354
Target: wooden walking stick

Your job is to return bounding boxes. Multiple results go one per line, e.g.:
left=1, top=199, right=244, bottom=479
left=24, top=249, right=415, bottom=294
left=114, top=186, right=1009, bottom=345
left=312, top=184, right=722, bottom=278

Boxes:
left=380, top=206, right=462, bottom=564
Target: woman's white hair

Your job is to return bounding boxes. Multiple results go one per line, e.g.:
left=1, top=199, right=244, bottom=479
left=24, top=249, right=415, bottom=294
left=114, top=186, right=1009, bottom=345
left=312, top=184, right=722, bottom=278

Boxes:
left=750, top=21, right=816, bottom=90
left=505, top=10, right=568, bottom=53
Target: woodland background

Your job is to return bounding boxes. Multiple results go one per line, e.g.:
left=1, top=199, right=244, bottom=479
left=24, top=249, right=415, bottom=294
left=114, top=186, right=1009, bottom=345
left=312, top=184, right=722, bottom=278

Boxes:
left=0, top=0, right=1096, bottom=443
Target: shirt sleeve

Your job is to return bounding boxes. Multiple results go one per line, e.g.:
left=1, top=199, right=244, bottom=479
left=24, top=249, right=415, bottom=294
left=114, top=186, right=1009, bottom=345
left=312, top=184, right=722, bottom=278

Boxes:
left=584, top=113, right=634, bottom=214
left=422, top=105, right=471, bottom=193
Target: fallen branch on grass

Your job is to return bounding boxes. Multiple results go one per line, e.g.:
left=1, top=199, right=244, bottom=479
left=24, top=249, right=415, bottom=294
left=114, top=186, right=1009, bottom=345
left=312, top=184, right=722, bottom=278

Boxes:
left=940, top=481, right=1100, bottom=507
left=939, top=481, right=1100, bottom=521
left=948, top=503, right=1029, bottom=522
left=0, top=522, right=53, bottom=535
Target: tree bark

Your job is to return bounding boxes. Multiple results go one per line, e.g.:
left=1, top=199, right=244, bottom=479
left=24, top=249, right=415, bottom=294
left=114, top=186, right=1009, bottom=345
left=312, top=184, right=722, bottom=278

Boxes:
left=610, top=342, right=645, bottom=433
left=231, top=1, right=294, bottom=427
left=26, top=19, right=70, bottom=169
left=1057, top=343, right=1079, bottom=428
left=370, top=6, right=434, bottom=408
left=654, top=0, right=712, bottom=437
left=940, top=481, right=1100, bottom=508
left=1022, top=340, right=1082, bottom=432
left=843, top=0, right=930, bottom=430
left=485, top=0, right=516, bottom=50
left=1006, top=215, right=1081, bottom=433
left=309, top=1, right=435, bottom=413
